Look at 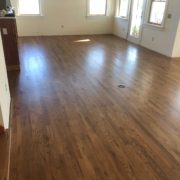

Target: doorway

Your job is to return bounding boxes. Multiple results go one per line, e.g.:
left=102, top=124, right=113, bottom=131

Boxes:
left=127, top=0, right=146, bottom=44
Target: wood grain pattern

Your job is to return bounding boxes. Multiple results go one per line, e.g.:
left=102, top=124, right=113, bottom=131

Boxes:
left=7, top=35, right=180, bottom=180
left=0, top=130, right=10, bottom=180
left=0, top=125, right=4, bottom=134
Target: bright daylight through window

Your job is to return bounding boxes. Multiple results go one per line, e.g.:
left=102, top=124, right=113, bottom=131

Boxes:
left=149, top=0, right=167, bottom=25
left=88, top=0, right=107, bottom=16
left=119, top=0, right=129, bottom=18
left=18, top=0, right=40, bottom=15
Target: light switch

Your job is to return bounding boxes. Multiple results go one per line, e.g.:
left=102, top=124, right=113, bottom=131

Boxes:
left=2, top=28, right=8, bottom=35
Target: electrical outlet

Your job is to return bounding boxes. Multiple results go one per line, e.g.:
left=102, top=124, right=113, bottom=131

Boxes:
left=152, top=37, right=155, bottom=42
left=61, top=25, right=64, bottom=29
left=2, top=28, right=8, bottom=35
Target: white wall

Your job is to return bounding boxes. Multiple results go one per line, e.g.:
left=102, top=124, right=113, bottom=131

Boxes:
left=0, top=33, right=11, bottom=129
left=172, top=20, right=180, bottom=57
left=141, top=0, right=180, bottom=57
left=113, top=0, right=180, bottom=57
left=113, top=18, right=128, bottom=39
left=11, top=0, right=115, bottom=36
left=0, top=107, right=3, bottom=127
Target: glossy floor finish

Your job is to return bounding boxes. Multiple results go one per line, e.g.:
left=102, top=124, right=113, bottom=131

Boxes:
left=7, top=35, right=180, bottom=180
left=0, top=130, right=10, bottom=180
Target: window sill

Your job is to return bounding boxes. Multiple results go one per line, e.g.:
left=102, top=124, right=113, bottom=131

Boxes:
left=16, top=14, right=44, bottom=20
left=143, top=23, right=165, bottom=31
left=87, top=15, right=107, bottom=17
left=114, top=16, right=128, bottom=21
left=17, top=14, right=44, bottom=17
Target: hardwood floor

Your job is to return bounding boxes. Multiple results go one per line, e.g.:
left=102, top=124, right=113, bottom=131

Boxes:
left=0, top=126, right=5, bottom=134
left=6, top=35, right=180, bottom=179
left=0, top=130, right=10, bottom=180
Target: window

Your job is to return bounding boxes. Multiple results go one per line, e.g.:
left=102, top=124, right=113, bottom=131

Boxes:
left=118, top=0, right=130, bottom=18
left=88, top=0, right=107, bottom=16
left=18, top=0, right=41, bottom=15
left=148, top=0, right=168, bottom=25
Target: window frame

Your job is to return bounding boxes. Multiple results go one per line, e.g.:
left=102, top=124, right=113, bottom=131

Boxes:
left=116, top=0, right=131, bottom=19
left=87, top=0, right=108, bottom=17
left=17, top=0, right=42, bottom=16
left=146, top=0, right=168, bottom=27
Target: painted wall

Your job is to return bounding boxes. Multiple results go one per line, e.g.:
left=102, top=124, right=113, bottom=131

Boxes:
left=0, top=33, right=11, bottom=129
left=172, top=20, right=180, bottom=57
left=0, top=107, right=3, bottom=127
left=113, top=18, right=128, bottom=39
left=11, top=0, right=115, bottom=36
left=113, top=0, right=180, bottom=57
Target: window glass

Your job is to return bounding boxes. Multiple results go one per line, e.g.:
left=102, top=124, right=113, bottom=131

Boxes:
left=19, top=0, right=40, bottom=15
left=119, top=0, right=129, bottom=18
left=149, top=0, right=167, bottom=25
left=89, top=0, right=107, bottom=16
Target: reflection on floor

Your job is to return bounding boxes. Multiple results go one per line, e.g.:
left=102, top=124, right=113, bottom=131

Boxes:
left=0, top=130, right=10, bottom=180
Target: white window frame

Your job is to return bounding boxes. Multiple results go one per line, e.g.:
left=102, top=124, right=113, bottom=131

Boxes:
left=17, top=0, right=42, bottom=16
left=116, top=0, right=131, bottom=19
left=87, top=0, right=108, bottom=17
left=146, top=0, right=168, bottom=28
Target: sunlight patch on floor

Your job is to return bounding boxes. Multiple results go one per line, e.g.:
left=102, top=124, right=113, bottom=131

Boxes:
left=74, top=39, right=91, bottom=43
